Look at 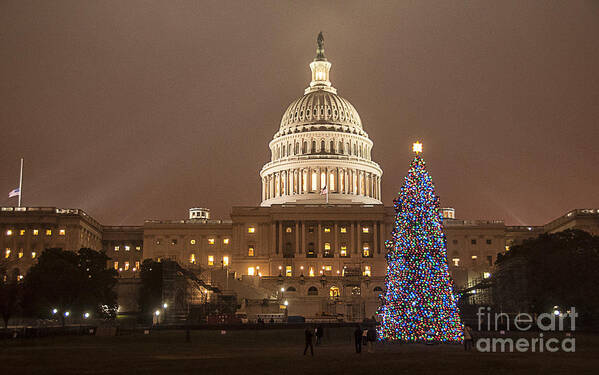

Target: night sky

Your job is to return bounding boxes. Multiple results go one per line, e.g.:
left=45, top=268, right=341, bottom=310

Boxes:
left=1, top=1, right=598, bottom=226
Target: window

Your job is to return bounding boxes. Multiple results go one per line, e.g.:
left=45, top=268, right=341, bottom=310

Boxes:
left=306, top=242, right=316, bottom=258
left=452, top=239, right=458, bottom=245
left=18, top=251, right=23, bottom=258
left=351, top=287, right=361, bottom=296
left=19, top=230, right=25, bottom=236
left=308, top=227, right=314, bottom=233
left=223, top=238, right=230, bottom=245
left=373, top=286, right=383, bottom=293
left=486, top=239, right=492, bottom=245
left=309, top=267, right=315, bottom=277
left=59, top=229, right=66, bottom=236
left=471, top=255, right=478, bottom=260
left=307, top=286, right=318, bottom=296
left=222, top=256, right=229, bottom=267
left=362, top=243, right=370, bottom=257
left=330, top=286, right=340, bottom=298
left=31, top=252, right=36, bottom=259
left=340, top=227, right=347, bottom=233
left=156, top=239, right=161, bottom=245
left=190, top=254, right=196, bottom=264
left=135, top=246, right=141, bottom=251
left=247, top=267, right=255, bottom=276
left=113, top=262, right=118, bottom=270
left=324, top=242, right=331, bottom=250
left=124, top=245, right=130, bottom=251
left=483, top=272, right=491, bottom=279
left=171, top=239, right=177, bottom=245
left=505, top=246, right=511, bottom=252
left=487, top=255, right=493, bottom=266
left=114, top=246, right=119, bottom=251
left=311, top=171, right=318, bottom=190
left=248, top=246, right=255, bottom=257
left=208, top=238, right=215, bottom=245
left=471, top=239, right=477, bottom=245
left=6, top=230, right=12, bottom=236
left=190, top=239, right=196, bottom=245
left=135, top=261, right=140, bottom=270
left=286, top=266, right=292, bottom=277
left=208, top=256, right=214, bottom=266
left=286, top=227, right=292, bottom=233
left=362, top=227, right=369, bottom=233
left=33, top=229, right=39, bottom=236
left=4, top=249, right=10, bottom=258
left=363, top=265, right=371, bottom=276
left=452, top=258, right=460, bottom=267
left=324, top=227, right=331, bottom=233
left=340, top=245, right=347, bottom=257
left=124, top=262, right=130, bottom=271
left=45, top=229, right=52, bottom=236
left=248, top=227, right=255, bottom=233
left=286, top=286, right=296, bottom=292
left=324, top=265, right=332, bottom=271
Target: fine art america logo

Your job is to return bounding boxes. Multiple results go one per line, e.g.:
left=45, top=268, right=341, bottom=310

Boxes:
left=475, top=307, right=577, bottom=352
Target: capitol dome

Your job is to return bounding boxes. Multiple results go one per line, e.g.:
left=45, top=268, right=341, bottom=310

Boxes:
left=260, top=33, right=382, bottom=206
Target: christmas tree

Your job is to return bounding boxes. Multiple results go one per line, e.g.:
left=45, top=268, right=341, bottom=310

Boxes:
left=377, top=142, right=463, bottom=343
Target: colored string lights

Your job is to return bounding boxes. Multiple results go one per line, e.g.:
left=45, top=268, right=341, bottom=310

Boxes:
left=377, top=155, right=463, bottom=343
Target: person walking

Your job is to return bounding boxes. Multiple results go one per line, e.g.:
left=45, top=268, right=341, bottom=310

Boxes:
left=367, top=326, right=377, bottom=353
left=303, top=327, right=314, bottom=356
left=316, top=325, right=324, bottom=346
left=354, top=325, right=362, bottom=353
left=463, top=325, right=473, bottom=351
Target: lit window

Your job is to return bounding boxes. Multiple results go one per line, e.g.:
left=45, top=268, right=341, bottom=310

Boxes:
left=505, top=246, right=510, bottom=252
left=208, top=256, right=214, bottom=266
left=309, top=267, right=315, bottom=277
left=483, top=272, right=491, bottom=279
left=340, top=227, right=347, bottom=233
left=330, top=286, right=340, bottom=298
left=124, top=245, right=130, bottom=251
left=324, top=242, right=331, bottom=250
left=6, top=230, right=13, bottom=236
left=248, top=267, right=255, bottom=276
left=19, top=230, right=25, bottom=236
left=190, top=239, right=196, bottom=245
left=363, top=265, right=371, bottom=277
left=248, top=227, right=255, bottom=233
left=286, top=265, right=292, bottom=277
left=362, top=227, right=369, bottom=233
left=190, top=254, right=196, bottom=264
left=223, top=238, right=229, bottom=245
left=31, top=252, right=36, bottom=259
left=248, top=246, right=255, bottom=257
left=452, top=258, right=460, bottom=267
left=4, top=249, right=10, bottom=258
left=45, top=229, right=52, bottom=236
left=124, top=262, right=130, bottom=271
left=113, top=262, right=118, bottom=270
left=171, top=239, right=177, bottom=245
left=471, top=255, right=478, bottom=259
left=18, top=251, right=23, bottom=258
left=340, top=246, right=347, bottom=257
left=135, top=261, right=140, bottom=269
left=208, top=238, right=215, bottom=245
left=223, top=256, right=229, bottom=267
left=362, top=243, right=370, bottom=257
left=114, top=246, right=119, bottom=251
left=324, top=265, right=332, bottom=271
left=59, top=229, right=66, bottom=236
left=136, top=246, right=141, bottom=251
left=33, top=229, right=39, bottom=236
left=324, top=227, right=331, bottom=233
left=286, top=227, right=292, bottom=233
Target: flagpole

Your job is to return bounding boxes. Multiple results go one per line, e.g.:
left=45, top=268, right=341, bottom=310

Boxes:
left=18, top=158, right=23, bottom=207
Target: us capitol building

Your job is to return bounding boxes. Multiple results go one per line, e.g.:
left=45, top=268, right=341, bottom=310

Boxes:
left=2, top=34, right=598, bottom=322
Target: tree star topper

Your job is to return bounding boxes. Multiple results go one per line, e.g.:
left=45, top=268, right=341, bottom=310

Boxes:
left=412, top=141, right=423, bottom=154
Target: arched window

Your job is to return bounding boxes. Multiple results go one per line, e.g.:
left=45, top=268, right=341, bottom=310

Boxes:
left=330, top=140, right=334, bottom=153
left=329, top=286, right=340, bottom=298
left=282, top=145, right=286, bottom=157
left=307, top=286, right=318, bottom=296
left=286, top=286, right=297, bottom=292
left=339, top=141, right=343, bottom=154
left=303, top=141, right=307, bottom=154
left=373, top=286, right=383, bottom=292
left=312, top=140, right=316, bottom=154
left=295, top=142, right=299, bottom=154
left=321, top=140, right=325, bottom=152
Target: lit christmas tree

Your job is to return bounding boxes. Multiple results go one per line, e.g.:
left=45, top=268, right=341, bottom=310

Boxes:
left=377, top=142, right=463, bottom=343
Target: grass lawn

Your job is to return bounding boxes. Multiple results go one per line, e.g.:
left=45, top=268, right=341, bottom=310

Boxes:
left=0, top=328, right=597, bottom=374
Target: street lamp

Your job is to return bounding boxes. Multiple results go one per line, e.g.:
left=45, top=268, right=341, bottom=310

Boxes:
left=163, top=303, right=168, bottom=309
left=52, top=308, right=58, bottom=315
left=83, top=312, right=90, bottom=319
left=64, top=311, right=70, bottom=317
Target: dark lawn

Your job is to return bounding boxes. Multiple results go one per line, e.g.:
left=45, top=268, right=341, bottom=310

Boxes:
left=0, top=328, right=597, bottom=374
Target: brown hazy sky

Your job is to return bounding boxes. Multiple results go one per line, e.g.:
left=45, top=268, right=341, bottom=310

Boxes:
left=1, top=1, right=598, bottom=226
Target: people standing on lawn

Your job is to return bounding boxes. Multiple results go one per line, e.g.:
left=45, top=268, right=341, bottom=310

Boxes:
left=463, top=325, right=474, bottom=351
left=367, top=326, right=377, bottom=353
left=354, top=325, right=363, bottom=353
left=315, top=325, right=324, bottom=345
left=303, top=327, right=314, bottom=356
